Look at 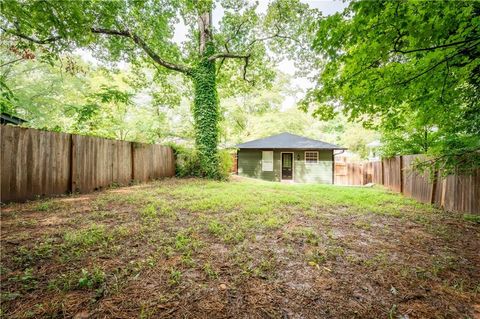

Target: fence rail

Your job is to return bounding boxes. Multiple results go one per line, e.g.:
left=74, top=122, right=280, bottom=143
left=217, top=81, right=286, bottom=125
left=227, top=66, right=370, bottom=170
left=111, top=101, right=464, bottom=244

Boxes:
left=1, top=125, right=175, bottom=203
left=334, top=154, right=479, bottom=214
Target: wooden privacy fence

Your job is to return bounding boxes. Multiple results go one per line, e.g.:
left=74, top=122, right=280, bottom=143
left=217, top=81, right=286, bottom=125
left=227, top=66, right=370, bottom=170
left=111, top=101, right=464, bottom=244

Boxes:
left=334, top=154, right=480, bottom=214
left=1, top=125, right=175, bottom=203
left=334, top=160, right=366, bottom=185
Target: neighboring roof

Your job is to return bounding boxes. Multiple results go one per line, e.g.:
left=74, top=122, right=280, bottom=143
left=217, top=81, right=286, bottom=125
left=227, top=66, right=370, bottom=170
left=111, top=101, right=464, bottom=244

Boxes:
left=236, top=132, right=346, bottom=150
left=0, top=113, right=27, bottom=125
left=367, top=140, right=382, bottom=148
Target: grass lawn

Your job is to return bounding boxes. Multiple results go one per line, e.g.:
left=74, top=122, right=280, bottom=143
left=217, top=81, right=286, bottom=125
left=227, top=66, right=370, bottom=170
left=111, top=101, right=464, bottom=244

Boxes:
left=1, top=177, right=479, bottom=318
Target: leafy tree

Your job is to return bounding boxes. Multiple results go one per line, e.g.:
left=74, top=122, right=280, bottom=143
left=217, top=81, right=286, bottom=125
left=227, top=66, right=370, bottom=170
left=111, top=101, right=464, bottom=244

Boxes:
left=305, top=0, right=480, bottom=174
left=1, top=0, right=317, bottom=178
left=220, top=71, right=378, bottom=156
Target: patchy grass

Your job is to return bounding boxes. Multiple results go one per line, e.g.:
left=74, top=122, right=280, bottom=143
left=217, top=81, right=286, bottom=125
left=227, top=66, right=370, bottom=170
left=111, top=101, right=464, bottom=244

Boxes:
left=1, top=177, right=479, bottom=318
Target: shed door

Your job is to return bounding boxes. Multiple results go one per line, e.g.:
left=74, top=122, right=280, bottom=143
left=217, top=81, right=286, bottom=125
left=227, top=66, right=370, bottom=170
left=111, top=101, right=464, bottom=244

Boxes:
left=282, top=153, right=293, bottom=180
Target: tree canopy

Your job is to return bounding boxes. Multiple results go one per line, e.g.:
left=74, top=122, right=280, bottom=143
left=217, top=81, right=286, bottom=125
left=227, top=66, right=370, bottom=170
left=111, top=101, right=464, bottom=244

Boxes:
left=1, top=0, right=318, bottom=178
left=305, top=0, right=480, bottom=174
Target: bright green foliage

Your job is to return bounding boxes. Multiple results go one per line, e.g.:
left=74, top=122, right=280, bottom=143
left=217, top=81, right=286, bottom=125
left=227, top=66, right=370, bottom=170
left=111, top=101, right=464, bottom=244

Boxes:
left=1, top=0, right=317, bottom=179
left=78, top=268, right=105, bottom=289
left=0, top=51, right=177, bottom=142
left=172, top=143, right=232, bottom=180
left=191, top=45, right=220, bottom=178
left=306, top=0, right=480, bottom=173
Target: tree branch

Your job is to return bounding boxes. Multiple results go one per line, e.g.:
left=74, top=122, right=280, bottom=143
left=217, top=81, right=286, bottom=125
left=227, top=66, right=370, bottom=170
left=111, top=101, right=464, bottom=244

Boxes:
left=2, top=26, right=191, bottom=74
left=207, top=52, right=250, bottom=61
left=90, top=27, right=191, bottom=74
left=393, top=37, right=480, bottom=54
left=1, top=26, right=61, bottom=44
left=242, top=55, right=252, bottom=83
left=440, top=60, right=449, bottom=103
left=248, top=25, right=301, bottom=49
left=0, top=57, right=24, bottom=68
left=208, top=52, right=252, bottom=83
left=376, top=40, right=480, bottom=93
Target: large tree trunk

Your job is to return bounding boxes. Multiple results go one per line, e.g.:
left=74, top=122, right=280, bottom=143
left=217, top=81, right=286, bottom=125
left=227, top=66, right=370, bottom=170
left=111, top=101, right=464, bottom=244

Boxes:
left=191, top=8, right=220, bottom=178
left=191, top=56, right=219, bottom=178
left=198, top=10, right=212, bottom=54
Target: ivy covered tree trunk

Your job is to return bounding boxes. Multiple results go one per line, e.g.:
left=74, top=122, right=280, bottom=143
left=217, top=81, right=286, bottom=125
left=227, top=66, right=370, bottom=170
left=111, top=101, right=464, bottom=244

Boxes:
left=191, top=48, right=220, bottom=178
left=188, top=9, right=221, bottom=179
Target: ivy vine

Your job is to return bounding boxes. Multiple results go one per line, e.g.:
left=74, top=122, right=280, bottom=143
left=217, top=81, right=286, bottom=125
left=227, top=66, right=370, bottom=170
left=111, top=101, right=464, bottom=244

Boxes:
left=190, top=43, right=220, bottom=179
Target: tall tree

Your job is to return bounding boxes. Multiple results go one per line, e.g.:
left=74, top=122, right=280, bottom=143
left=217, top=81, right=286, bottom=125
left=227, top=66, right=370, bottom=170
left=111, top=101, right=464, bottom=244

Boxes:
left=305, top=0, right=480, bottom=174
left=1, top=0, right=316, bottom=178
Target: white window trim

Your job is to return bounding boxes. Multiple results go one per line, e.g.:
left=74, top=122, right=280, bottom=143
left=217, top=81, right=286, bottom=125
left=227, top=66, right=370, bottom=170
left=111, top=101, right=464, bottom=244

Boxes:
left=262, top=151, right=274, bottom=171
left=280, top=152, right=294, bottom=181
left=304, top=151, right=319, bottom=164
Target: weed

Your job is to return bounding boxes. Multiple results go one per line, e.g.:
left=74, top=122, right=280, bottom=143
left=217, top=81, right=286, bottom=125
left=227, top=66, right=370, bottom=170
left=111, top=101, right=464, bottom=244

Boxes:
left=64, top=224, right=112, bottom=248
left=14, top=241, right=54, bottom=267
left=463, top=214, right=480, bottom=223
left=290, top=227, right=321, bottom=245
left=308, top=250, right=327, bottom=266
left=363, top=252, right=388, bottom=268
left=203, top=263, right=218, bottom=279
left=35, top=201, right=56, bottom=212
left=78, top=267, right=106, bottom=289
left=140, top=203, right=158, bottom=220
left=353, top=220, right=372, bottom=231
left=181, top=252, right=195, bottom=267
left=10, top=268, right=37, bottom=291
left=174, top=232, right=191, bottom=251
left=0, top=291, right=21, bottom=302
left=168, top=268, right=181, bottom=286
left=222, top=229, right=245, bottom=244
left=207, top=219, right=224, bottom=236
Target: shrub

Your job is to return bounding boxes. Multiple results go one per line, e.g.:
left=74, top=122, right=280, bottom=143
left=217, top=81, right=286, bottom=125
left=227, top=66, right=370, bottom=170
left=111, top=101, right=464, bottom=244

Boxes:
left=218, top=149, right=233, bottom=180
left=172, top=145, right=202, bottom=178
left=170, top=144, right=233, bottom=180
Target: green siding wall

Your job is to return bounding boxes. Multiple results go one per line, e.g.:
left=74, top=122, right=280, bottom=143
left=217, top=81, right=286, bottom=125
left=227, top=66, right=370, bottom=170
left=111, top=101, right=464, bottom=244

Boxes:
left=237, top=149, right=333, bottom=184
left=237, top=150, right=277, bottom=181
left=293, top=150, right=333, bottom=184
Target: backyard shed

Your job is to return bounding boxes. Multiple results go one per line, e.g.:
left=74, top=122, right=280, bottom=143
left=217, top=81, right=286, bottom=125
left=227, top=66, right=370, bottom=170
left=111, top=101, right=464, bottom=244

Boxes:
left=236, top=132, right=346, bottom=183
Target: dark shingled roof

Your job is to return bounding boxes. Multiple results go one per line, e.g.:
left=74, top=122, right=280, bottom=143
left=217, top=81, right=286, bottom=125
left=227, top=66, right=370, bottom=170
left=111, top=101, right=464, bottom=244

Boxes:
left=236, top=132, right=346, bottom=150
left=0, top=112, right=27, bottom=125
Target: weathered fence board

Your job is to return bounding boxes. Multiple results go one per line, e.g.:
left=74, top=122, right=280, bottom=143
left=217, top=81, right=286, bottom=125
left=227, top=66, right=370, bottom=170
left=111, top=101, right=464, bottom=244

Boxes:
left=383, top=156, right=402, bottom=192
left=1, top=126, right=71, bottom=202
left=370, top=161, right=382, bottom=185
left=133, top=144, right=175, bottom=181
left=437, top=171, right=480, bottom=214
left=72, top=136, right=133, bottom=193
left=334, top=162, right=364, bottom=185
left=1, top=125, right=175, bottom=202
left=334, top=153, right=479, bottom=214
left=402, top=155, right=434, bottom=204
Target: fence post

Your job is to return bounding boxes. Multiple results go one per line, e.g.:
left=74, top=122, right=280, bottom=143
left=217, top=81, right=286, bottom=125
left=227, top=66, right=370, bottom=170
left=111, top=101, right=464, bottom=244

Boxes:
left=332, top=151, right=335, bottom=184
left=440, top=179, right=447, bottom=208
left=399, top=155, right=404, bottom=194
left=430, top=169, right=438, bottom=204
left=69, top=134, right=76, bottom=193
left=130, top=142, right=135, bottom=182
left=381, top=159, right=384, bottom=185
left=361, top=163, right=365, bottom=185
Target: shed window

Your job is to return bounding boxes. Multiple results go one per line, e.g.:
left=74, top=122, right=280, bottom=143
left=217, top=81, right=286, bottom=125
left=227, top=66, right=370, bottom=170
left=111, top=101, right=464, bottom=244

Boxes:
left=262, top=151, right=273, bottom=171
left=305, top=151, right=319, bottom=164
